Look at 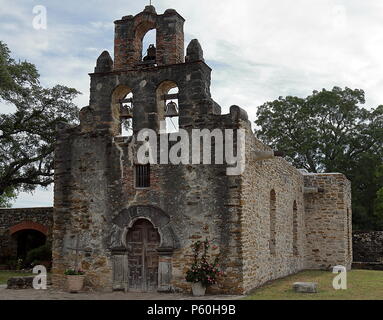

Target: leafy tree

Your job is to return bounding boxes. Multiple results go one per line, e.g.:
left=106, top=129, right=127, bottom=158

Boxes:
left=255, top=87, right=383, bottom=230
left=0, top=41, right=80, bottom=205
left=374, top=165, right=383, bottom=230
left=0, top=187, right=17, bottom=208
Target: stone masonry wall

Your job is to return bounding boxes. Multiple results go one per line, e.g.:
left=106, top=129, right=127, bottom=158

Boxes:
left=240, top=127, right=306, bottom=293
left=240, top=125, right=352, bottom=292
left=119, top=156, right=243, bottom=294
left=0, top=207, right=53, bottom=262
left=303, top=173, right=352, bottom=270
left=52, top=129, right=117, bottom=291
left=52, top=111, right=246, bottom=294
left=353, top=231, right=383, bottom=263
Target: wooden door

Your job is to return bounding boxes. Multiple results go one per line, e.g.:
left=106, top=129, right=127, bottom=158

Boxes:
left=127, top=219, right=160, bottom=292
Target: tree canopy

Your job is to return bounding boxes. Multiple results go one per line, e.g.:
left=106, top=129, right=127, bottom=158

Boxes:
left=0, top=41, right=80, bottom=206
left=255, top=87, right=383, bottom=230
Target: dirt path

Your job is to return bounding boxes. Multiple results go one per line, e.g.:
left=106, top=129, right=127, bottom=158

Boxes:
left=0, top=285, right=244, bottom=300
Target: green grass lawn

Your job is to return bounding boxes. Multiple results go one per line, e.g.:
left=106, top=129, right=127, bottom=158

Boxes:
left=1, top=269, right=382, bottom=299
left=0, top=271, right=33, bottom=285
left=245, top=270, right=383, bottom=300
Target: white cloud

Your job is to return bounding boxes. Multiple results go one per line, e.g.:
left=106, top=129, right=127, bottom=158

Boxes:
left=90, top=21, right=114, bottom=30
left=11, top=186, right=53, bottom=208
left=1, top=0, right=383, bottom=207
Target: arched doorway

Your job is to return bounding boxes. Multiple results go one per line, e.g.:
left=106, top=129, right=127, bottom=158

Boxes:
left=12, top=229, right=46, bottom=260
left=9, top=221, right=48, bottom=261
left=127, top=219, right=160, bottom=292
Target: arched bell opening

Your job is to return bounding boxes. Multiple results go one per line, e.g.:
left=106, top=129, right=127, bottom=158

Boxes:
left=156, top=81, right=179, bottom=133
left=141, top=29, right=157, bottom=65
left=134, top=20, right=156, bottom=65
left=111, top=85, right=134, bottom=137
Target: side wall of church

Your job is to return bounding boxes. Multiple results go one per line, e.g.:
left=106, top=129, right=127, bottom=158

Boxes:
left=240, top=126, right=306, bottom=293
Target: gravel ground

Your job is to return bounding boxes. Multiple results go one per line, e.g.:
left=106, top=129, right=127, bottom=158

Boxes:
left=0, top=286, right=244, bottom=300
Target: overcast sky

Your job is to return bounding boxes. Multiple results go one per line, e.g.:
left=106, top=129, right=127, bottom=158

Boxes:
left=1, top=0, right=383, bottom=207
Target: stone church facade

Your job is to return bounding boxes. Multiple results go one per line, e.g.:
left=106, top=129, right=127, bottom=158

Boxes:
left=52, top=6, right=352, bottom=294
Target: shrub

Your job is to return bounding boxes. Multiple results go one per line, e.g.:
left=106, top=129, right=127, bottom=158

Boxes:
left=185, top=239, right=224, bottom=287
left=25, top=243, right=52, bottom=267
left=64, top=269, right=85, bottom=276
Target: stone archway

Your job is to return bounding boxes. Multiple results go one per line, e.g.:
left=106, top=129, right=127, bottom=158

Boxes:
left=110, top=206, right=178, bottom=292
left=12, top=229, right=46, bottom=259
left=9, top=221, right=48, bottom=236
left=9, top=221, right=48, bottom=259
left=111, top=205, right=178, bottom=250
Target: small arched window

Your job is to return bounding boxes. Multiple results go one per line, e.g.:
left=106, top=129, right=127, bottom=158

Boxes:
left=347, top=208, right=351, bottom=256
left=293, top=201, right=298, bottom=256
left=269, top=189, right=276, bottom=255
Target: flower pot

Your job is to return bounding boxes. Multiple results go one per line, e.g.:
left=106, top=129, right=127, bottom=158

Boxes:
left=192, top=282, right=206, bottom=296
left=66, top=275, right=85, bottom=293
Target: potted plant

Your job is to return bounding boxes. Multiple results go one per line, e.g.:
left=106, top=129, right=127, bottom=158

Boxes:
left=185, top=239, right=223, bottom=296
left=64, top=269, right=85, bottom=293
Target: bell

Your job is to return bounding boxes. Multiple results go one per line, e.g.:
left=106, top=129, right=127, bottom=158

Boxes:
left=120, top=105, right=133, bottom=119
left=147, top=44, right=156, bottom=58
left=143, top=44, right=156, bottom=62
left=165, top=101, right=179, bottom=117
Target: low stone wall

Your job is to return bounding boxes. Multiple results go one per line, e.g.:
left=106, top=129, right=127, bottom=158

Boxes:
left=7, top=277, right=34, bottom=289
left=352, top=262, right=383, bottom=271
left=353, top=231, right=383, bottom=263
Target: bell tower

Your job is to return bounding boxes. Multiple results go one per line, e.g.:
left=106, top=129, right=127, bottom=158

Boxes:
left=87, top=6, right=216, bottom=136
left=113, top=5, right=185, bottom=70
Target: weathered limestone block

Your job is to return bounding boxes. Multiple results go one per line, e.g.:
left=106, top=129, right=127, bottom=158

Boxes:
left=7, top=277, right=34, bottom=289
left=293, top=282, right=318, bottom=293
